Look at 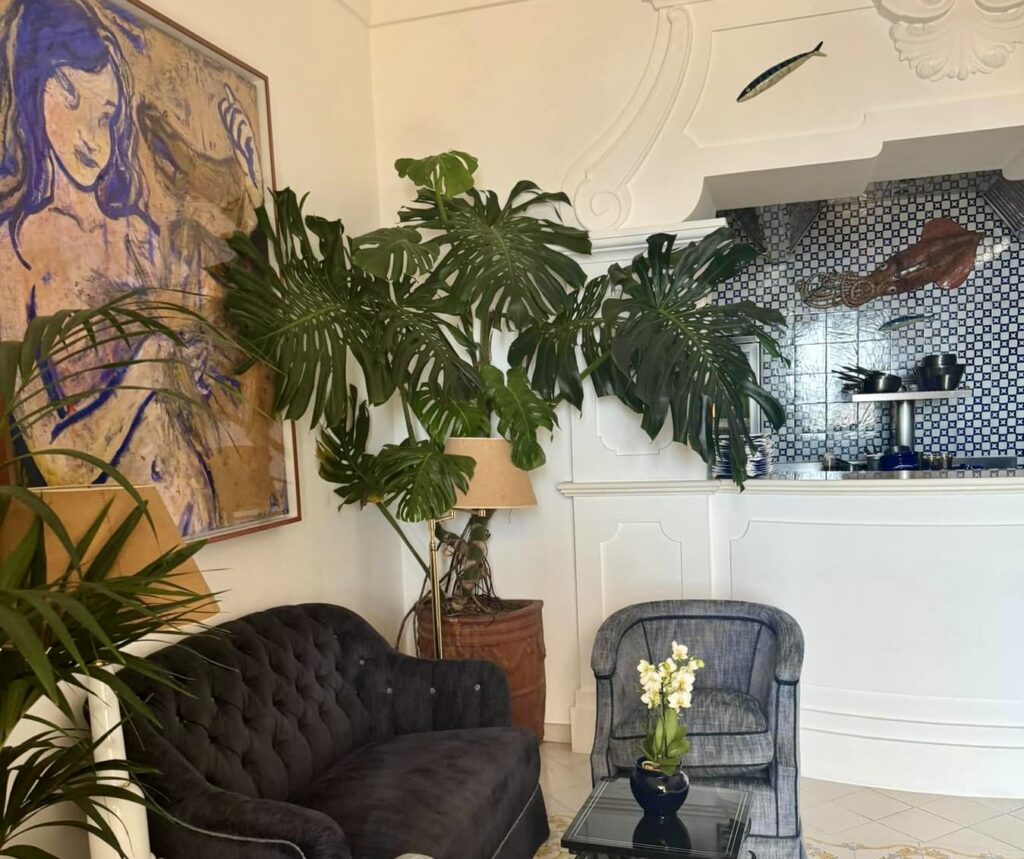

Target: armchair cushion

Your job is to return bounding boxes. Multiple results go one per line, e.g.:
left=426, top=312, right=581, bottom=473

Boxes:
left=290, top=727, right=540, bottom=859
left=604, top=689, right=773, bottom=777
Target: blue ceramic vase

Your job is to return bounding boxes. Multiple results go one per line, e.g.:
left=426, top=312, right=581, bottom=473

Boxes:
left=629, top=757, right=690, bottom=819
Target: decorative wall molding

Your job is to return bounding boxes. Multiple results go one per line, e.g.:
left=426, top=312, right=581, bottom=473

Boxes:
left=370, top=0, right=533, bottom=26
left=579, top=219, right=726, bottom=268
left=876, top=0, right=1024, bottom=81
left=558, top=476, right=1024, bottom=497
left=563, top=1, right=702, bottom=230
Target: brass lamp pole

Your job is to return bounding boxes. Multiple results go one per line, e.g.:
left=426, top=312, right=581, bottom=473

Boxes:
left=425, top=438, right=537, bottom=660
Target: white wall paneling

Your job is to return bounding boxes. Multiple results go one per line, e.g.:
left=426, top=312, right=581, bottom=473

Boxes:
left=567, top=489, right=715, bottom=753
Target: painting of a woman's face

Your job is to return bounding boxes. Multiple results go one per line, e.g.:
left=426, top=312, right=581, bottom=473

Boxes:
left=42, top=63, right=120, bottom=189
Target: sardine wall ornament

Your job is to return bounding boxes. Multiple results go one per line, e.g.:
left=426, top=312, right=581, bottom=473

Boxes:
left=737, top=41, right=827, bottom=103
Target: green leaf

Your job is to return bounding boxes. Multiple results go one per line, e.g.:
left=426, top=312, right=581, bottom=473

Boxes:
left=0, top=517, right=41, bottom=590
left=602, top=229, right=786, bottom=486
left=395, top=150, right=479, bottom=198
left=376, top=440, right=475, bottom=522
left=481, top=365, right=556, bottom=471
left=351, top=227, right=439, bottom=281
left=509, top=275, right=611, bottom=409
left=317, top=387, right=388, bottom=508
left=409, top=389, right=489, bottom=445
left=400, top=180, right=591, bottom=330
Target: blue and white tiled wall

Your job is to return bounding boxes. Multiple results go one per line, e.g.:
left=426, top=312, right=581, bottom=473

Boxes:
left=714, top=172, right=1022, bottom=463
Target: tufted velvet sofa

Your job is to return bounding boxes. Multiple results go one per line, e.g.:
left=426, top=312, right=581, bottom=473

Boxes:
left=121, top=603, right=549, bottom=859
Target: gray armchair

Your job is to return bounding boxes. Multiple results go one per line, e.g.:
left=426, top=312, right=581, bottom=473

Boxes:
left=591, top=599, right=803, bottom=842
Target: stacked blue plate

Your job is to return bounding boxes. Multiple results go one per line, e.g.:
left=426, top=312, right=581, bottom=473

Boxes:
left=712, top=434, right=774, bottom=479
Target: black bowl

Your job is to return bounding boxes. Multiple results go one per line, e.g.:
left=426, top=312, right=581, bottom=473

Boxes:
left=861, top=373, right=902, bottom=394
left=920, top=353, right=957, bottom=367
left=933, top=365, right=966, bottom=391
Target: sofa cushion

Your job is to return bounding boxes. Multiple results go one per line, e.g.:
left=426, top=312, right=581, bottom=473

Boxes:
left=605, top=688, right=773, bottom=777
left=290, top=727, right=540, bottom=859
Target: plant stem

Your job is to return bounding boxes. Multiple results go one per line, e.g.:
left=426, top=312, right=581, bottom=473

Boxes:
left=376, top=504, right=430, bottom=577
left=434, top=189, right=448, bottom=226
left=579, top=350, right=611, bottom=382
left=399, top=390, right=416, bottom=439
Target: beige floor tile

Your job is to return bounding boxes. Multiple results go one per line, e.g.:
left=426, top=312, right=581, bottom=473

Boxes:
left=879, top=789, right=947, bottom=808
left=1014, top=810, right=1024, bottom=822
left=803, top=778, right=868, bottom=804
left=804, top=801, right=873, bottom=836
left=922, top=797, right=1002, bottom=827
left=836, top=790, right=913, bottom=821
left=924, top=826, right=1024, bottom=858
left=883, top=809, right=963, bottom=842
left=541, top=766, right=589, bottom=798
left=545, top=795, right=579, bottom=818
left=840, top=819, right=923, bottom=851
left=548, top=780, right=593, bottom=812
left=975, top=800, right=1024, bottom=815
left=972, top=816, right=1024, bottom=850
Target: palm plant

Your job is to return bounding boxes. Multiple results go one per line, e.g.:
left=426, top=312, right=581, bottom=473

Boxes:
left=0, top=293, right=221, bottom=859
left=216, top=151, right=787, bottom=615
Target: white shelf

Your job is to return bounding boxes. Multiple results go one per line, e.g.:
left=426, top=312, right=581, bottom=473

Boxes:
left=851, top=388, right=973, bottom=403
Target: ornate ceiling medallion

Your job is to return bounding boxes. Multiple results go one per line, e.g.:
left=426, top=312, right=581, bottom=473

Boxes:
left=877, top=0, right=1024, bottom=80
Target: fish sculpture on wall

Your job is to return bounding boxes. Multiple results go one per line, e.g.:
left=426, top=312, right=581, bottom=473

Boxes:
left=799, top=218, right=983, bottom=309
left=737, top=42, right=826, bottom=102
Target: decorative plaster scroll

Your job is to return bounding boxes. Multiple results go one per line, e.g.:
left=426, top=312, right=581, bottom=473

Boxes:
left=564, top=1, right=707, bottom=230
left=877, top=0, right=1024, bottom=81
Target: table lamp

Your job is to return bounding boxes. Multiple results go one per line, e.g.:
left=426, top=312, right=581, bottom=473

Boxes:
left=0, top=485, right=217, bottom=859
left=425, top=438, right=536, bottom=659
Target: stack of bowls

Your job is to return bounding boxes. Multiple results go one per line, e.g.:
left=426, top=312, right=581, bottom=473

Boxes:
left=915, top=354, right=966, bottom=391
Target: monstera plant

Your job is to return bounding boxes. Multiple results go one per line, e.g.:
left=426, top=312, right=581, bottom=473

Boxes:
left=216, top=151, right=787, bottom=620
left=0, top=294, right=219, bottom=859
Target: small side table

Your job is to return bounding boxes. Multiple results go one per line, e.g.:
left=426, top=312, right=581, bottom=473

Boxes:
left=561, top=778, right=752, bottom=859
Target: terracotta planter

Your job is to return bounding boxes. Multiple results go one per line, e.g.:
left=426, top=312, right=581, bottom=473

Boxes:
left=416, top=599, right=546, bottom=740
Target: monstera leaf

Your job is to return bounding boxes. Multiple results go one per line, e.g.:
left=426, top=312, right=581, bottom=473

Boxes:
left=376, top=440, right=476, bottom=522
left=509, top=275, right=612, bottom=409
left=409, top=389, right=489, bottom=446
left=394, top=150, right=479, bottom=198
left=400, top=181, right=591, bottom=330
left=351, top=226, right=440, bottom=281
left=218, top=189, right=479, bottom=423
left=481, top=365, right=557, bottom=471
left=317, top=387, right=388, bottom=509
left=603, top=230, right=786, bottom=485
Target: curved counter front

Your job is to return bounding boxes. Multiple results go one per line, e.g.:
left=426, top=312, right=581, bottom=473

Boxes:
left=559, top=476, right=1024, bottom=796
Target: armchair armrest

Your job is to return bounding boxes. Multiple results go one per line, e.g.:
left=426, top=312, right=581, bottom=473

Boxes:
left=384, top=653, right=512, bottom=735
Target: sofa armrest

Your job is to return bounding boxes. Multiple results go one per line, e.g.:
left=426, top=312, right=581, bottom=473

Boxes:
left=381, top=652, right=512, bottom=735
left=128, top=718, right=350, bottom=859
left=155, top=785, right=352, bottom=859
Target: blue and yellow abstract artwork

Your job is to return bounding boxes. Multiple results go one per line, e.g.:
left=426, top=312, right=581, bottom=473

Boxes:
left=0, top=0, right=297, bottom=540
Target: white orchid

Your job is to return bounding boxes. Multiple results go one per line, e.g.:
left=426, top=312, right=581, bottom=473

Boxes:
left=636, top=641, right=705, bottom=775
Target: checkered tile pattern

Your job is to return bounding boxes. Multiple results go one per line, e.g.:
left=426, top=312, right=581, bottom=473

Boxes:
left=714, top=172, right=1021, bottom=463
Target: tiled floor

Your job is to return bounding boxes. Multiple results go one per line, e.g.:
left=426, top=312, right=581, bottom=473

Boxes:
left=540, top=743, right=1024, bottom=857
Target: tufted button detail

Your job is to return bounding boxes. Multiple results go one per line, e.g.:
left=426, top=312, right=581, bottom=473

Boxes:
left=429, top=687, right=436, bottom=695
left=474, top=684, right=481, bottom=692
left=358, top=659, right=365, bottom=666
left=386, top=687, right=393, bottom=695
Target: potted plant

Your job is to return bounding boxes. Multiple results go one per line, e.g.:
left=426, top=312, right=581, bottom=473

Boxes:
left=0, top=294, right=222, bottom=859
left=216, top=151, right=786, bottom=738
left=630, top=642, right=705, bottom=819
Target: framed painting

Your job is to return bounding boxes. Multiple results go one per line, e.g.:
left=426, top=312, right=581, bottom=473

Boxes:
left=0, top=0, right=300, bottom=542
